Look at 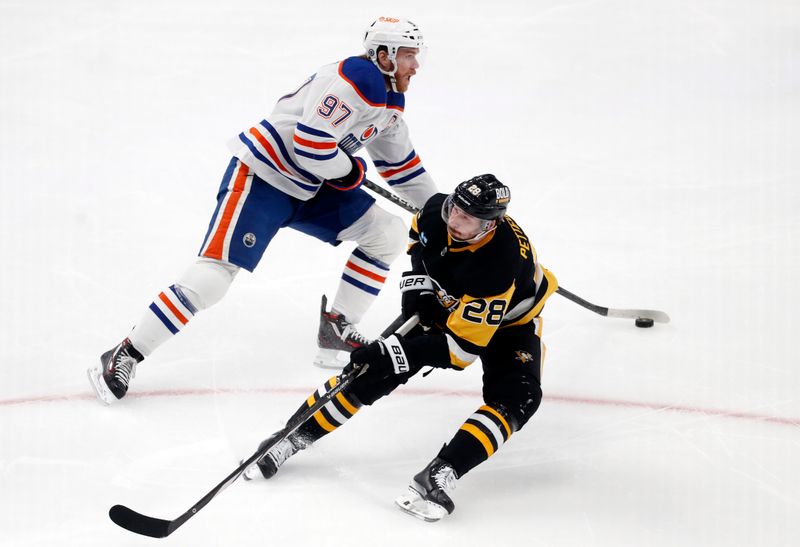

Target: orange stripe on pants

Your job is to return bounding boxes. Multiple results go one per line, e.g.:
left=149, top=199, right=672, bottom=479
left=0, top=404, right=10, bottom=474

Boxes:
left=203, top=162, right=249, bottom=260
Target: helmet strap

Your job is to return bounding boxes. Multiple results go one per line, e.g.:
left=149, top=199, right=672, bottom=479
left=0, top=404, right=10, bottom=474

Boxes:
left=372, top=50, right=400, bottom=93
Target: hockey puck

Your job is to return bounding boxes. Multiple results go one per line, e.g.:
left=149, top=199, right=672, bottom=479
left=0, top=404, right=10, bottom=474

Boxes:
left=635, top=317, right=655, bottom=328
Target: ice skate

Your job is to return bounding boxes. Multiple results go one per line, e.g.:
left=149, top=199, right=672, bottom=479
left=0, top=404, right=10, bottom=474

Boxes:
left=87, top=338, right=144, bottom=405
left=242, top=433, right=303, bottom=481
left=395, top=457, right=458, bottom=522
left=313, top=295, right=371, bottom=369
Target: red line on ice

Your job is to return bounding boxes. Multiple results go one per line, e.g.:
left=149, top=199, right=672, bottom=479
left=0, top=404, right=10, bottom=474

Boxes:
left=0, top=387, right=797, bottom=427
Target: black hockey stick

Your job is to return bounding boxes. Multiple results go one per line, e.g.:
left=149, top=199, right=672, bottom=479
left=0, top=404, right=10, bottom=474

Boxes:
left=362, top=178, right=670, bottom=325
left=109, top=314, right=420, bottom=538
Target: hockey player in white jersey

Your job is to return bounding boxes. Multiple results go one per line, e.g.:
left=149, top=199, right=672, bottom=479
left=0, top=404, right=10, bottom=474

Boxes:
left=88, top=17, right=437, bottom=404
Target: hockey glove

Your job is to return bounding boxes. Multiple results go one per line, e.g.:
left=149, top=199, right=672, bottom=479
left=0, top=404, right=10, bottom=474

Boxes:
left=400, top=272, right=450, bottom=328
left=325, top=156, right=367, bottom=191
left=344, top=335, right=412, bottom=379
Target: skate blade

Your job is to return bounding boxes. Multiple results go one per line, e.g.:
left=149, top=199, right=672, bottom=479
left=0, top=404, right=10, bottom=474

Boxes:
left=394, top=488, right=448, bottom=523
left=312, top=348, right=349, bottom=370
left=86, top=365, right=116, bottom=405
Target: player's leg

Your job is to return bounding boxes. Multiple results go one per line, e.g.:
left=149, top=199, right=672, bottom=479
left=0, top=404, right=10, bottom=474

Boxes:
left=88, top=158, right=292, bottom=404
left=396, top=321, right=545, bottom=521
left=331, top=203, right=407, bottom=323
left=290, top=186, right=407, bottom=368
left=244, top=360, right=422, bottom=480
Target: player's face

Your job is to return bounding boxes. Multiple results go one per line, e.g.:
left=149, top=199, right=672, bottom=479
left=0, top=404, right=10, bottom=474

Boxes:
left=447, top=205, right=490, bottom=241
left=381, top=47, right=420, bottom=92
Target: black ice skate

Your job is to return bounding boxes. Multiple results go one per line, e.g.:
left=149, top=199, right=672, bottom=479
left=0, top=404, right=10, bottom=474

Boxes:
left=395, top=457, right=458, bottom=522
left=242, top=432, right=304, bottom=481
left=87, top=338, right=144, bottom=405
left=313, top=294, right=371, bottom=369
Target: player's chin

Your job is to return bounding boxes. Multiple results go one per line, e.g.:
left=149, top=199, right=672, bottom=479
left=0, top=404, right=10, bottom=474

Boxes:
left=397, top=77, right=411, bottom=92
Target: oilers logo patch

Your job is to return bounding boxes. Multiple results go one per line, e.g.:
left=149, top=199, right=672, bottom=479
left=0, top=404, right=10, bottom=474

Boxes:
left=360, top=124, right=378, bottom=142
left=243, top=233, right=256, bottom=248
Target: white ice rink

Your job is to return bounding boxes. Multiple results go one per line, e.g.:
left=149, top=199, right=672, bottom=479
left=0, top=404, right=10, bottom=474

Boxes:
left=1, top=1, right=798, bottom=545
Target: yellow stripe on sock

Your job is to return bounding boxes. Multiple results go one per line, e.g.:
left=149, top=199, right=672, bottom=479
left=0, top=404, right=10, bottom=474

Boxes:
left=460, top=423, right=495, bottom=457
left=481, top=405, right=512, bottom=438
left=336, top=392, right=359, bottom=415
left=312, top=411, right=337, bottom=432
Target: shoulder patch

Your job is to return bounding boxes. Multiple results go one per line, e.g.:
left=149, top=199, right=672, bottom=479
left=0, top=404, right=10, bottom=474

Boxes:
left=339, top=57, right=387, bottom=107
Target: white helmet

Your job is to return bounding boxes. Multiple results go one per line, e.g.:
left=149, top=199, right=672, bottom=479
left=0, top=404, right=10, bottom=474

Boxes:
left=363, top=17, right=425, bottom=91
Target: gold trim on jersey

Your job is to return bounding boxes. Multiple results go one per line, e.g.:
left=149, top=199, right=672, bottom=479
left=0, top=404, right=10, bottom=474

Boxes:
left=446, top=333, right=476, bottom=368
left=446, top=284, right=516, bottom=348
left=501, top=268, right=559, bottom=328
left=446, top=228, right=496, bottom=253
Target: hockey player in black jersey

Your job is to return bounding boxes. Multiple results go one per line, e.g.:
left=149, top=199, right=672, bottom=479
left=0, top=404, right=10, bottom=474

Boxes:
left=243, top=174, right=558, bottom=522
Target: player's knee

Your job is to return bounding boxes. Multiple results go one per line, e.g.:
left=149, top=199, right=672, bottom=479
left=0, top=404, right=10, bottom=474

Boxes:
left=489, top=384, right=542, bottom=432
left=357, top=207, right=407, bottom=264
left=175, top=258, right=239, bottom=310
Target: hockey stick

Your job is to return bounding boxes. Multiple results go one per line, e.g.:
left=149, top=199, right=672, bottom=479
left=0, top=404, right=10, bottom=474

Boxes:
left=109, top=314, right=421, bottom=538
left=362, top=178, right=670, bottom=325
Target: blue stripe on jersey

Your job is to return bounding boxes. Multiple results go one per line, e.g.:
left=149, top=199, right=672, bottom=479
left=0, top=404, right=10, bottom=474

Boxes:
left=260, top=120, right=321, bottom=184
left=149, top=303, right=179, bottom=334
left=387, top=91, right=405, bottom=110
left=342, top=273, right=382, bottom=295
left=353, top=248, right=390, bottom=270
left=387, top=167, right=426, bottom=186
left=296, top=122, right=335, bottom=139
left=294, top=147, right=339, bottom=161
left=238, top=133, right=320, bottom=193
left=373, top=150, right=416, bottom=168
left=169, top=285, right=197, bottom=315
left=340, top=57, right=387, bottom=106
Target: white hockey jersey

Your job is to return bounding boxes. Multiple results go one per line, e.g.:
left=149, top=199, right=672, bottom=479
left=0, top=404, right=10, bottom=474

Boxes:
left=229, top=56, right=436, bottom=208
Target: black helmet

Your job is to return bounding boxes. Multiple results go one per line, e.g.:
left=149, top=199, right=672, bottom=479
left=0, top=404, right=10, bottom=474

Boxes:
left=449, top=174, right=510, bottom=221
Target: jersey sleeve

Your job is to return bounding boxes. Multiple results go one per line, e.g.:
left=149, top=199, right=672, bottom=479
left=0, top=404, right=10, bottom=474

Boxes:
left=366, top=119, right=437, bottom=209
left=293, top=60, right=386, bottom=182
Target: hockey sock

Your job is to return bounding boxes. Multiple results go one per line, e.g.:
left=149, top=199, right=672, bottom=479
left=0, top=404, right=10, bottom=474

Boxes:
left=290, top=376, right=364, bottom=445
left=331, top=248, right=390, bottom=324
left=438, top=404, right=515, bottom=478
left=127, top=285, right=198, bottom=355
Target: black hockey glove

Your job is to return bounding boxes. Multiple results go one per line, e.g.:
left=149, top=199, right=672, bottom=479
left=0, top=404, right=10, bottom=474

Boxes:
left=325, top=155, right=367, bottom=191
left=399, top=272, right=449, bottom=328
left=343, top=335, right=412, bottom=379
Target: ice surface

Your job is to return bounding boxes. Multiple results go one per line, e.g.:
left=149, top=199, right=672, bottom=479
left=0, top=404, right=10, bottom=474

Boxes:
left=1, top=1, right=798, bottom=546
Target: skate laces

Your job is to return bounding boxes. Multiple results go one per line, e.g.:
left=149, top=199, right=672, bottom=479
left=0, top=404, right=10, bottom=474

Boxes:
left=340, top=323, right=369, bottom=345
left=112, top=350, right=138, bottom=387
left=432, top=465, right=457, bottom=493
left=325, top=311, right=370, bottom=346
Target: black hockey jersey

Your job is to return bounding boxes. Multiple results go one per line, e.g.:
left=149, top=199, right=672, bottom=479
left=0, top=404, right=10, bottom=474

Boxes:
left=408, top=193, right=558, bottom=368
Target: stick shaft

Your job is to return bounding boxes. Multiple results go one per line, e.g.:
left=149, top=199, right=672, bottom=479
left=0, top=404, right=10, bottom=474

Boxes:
left=361, top=180, right=669, bottom=323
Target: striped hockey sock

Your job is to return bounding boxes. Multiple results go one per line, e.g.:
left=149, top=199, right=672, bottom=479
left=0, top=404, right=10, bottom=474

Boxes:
left=332, top=248, right=390, bottom=324
left=127, top=285, right=198, bottom=355
left=291, top=376, right=363, bottom=444
left=439, top=404, right=515, bottom=478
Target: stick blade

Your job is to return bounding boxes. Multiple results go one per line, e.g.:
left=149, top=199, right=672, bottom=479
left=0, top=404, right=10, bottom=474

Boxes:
left=607, top=308, right=671, bottom=323
left=109, top=504, right=174, bottom=538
